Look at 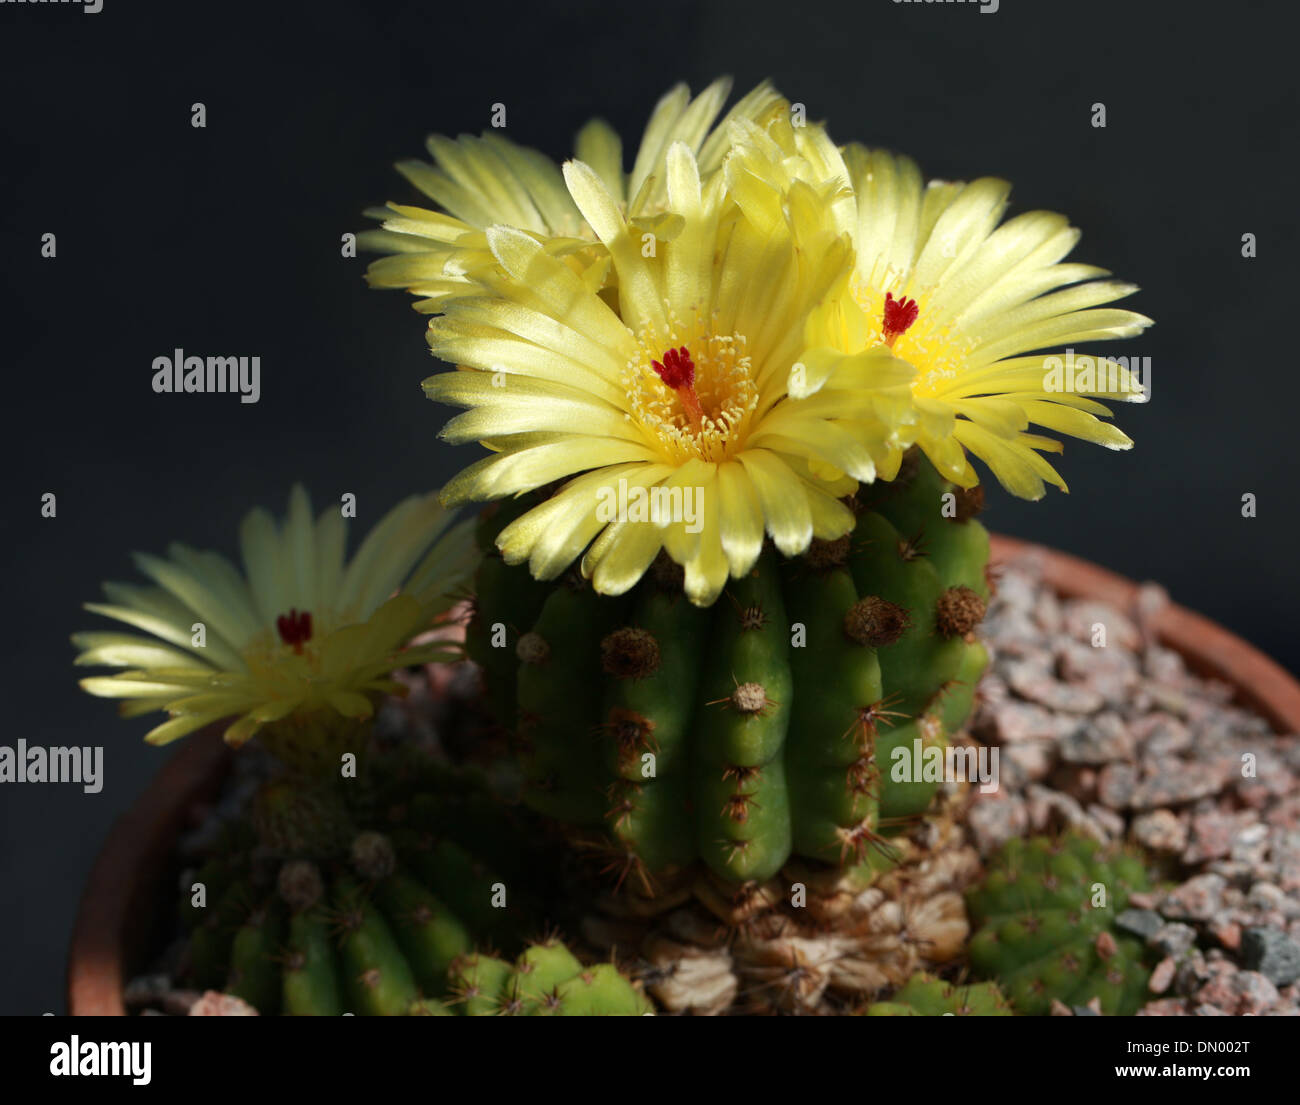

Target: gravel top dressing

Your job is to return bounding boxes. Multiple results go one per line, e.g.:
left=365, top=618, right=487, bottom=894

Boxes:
left=971, top=551, right=1300, bottom=1016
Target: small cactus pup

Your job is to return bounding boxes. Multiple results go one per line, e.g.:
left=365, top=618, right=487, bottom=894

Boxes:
left=412, top=938, right=652, bottom=1016
left=184, top=796, right=545, bottom=1016
left=863, top=972, right=1011, bottom=1016
left=965, top=834, right=1154, bottom=1016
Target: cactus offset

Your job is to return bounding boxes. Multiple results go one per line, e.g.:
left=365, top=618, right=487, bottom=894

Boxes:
left=182, top=761, right=551, bottom=1015
left=419, top=939, right=652, bottom=1016
left=470, top=452, right=991, bottom=898
left=193, top=852, right=648, bottom=1015
left=965, top=834, right=1153, bottom=1016
left=187, top=831, right=480, bottom=1014
left=863, top=972, right=1012, bottom=1016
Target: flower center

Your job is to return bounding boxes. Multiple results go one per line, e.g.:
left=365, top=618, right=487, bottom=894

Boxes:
left=853, top=278, right=975, bottom=399
left=276, top=609, right=313, bottom=655
left=625, top=332, right=758, bottom=463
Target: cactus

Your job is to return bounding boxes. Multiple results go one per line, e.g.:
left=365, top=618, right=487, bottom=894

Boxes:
left=181, top=756, right=558, bottom=1015
left=965, top=835, right=1153, bottom=1016
left=467, top=452, right=990, bottom=896
left=190, top=842, right=649, bottom=1015
left=412, top=939, right=652, bottom=1016
left=863, top=972, right=1012, bottom=1016
left=185, top=829, right=491, bottom=1015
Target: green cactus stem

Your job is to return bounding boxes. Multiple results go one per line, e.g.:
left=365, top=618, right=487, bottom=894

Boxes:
left=469, top=451, right=991, bottom=896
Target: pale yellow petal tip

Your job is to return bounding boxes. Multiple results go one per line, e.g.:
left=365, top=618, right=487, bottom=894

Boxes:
left=326, top=690, right=376, bottom=721
left=591, top=574, right=639, bottom=600
left=684, top=572, right=727, bottom=608
left=220, top=713, right=263, bottom=747
left=437, top=481, right=475, bottom=507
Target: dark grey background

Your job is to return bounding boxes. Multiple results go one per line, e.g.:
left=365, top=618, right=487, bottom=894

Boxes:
left=0, top=0, right=1294, bottom=1015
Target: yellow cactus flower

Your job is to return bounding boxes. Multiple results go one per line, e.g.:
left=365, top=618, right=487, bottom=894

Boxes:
left=423, top=134, right=871, bottom=606
left=360, top=78, right=784, bottom=313
left=74, top=487, right=475, bottom=752
left=797, top=148, right=1153, bottom=499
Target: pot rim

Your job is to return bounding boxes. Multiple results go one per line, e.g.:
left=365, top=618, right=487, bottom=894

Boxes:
left=66, top=728, right=230, bottom=1017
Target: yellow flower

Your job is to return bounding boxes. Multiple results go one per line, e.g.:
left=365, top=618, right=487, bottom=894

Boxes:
left=74, top=487, right=475, bottom=748
left=721, top=113, right=918, bottom=485
left=797, top=148, right=1153, bottom=498
left=425, top=135, right=869, bottom=606
left=360, top=78, right=784, bottom=313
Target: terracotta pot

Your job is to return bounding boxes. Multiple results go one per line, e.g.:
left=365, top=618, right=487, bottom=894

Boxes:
left=65, top=537, right=1300, bottom=1015
left=66, top=727, right=231, bottom=1016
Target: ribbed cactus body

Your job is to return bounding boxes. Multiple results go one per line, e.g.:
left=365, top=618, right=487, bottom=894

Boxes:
left=190, top=861, right=649, bottom=1015
left=281, top=906, right=345, bottom=1014
left=185, top=833, right=489, bottom=1015
left=181, top=761, right=547, bottom=1015
left=469, top=454, right=991, bottom=890
left=965, top=835, right=1153, bottom=1016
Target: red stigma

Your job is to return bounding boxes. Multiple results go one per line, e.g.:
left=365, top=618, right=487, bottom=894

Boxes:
left=882, top=292, right=919, bottom=347
left=652, top=346, right=695, bottom=390
left=276, top=609, right=312, bottom=654
left=650, top=346, right=704, bottom=428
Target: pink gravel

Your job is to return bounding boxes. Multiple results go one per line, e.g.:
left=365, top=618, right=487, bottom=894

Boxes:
left=972, top=551, right=1300, bottom=1015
